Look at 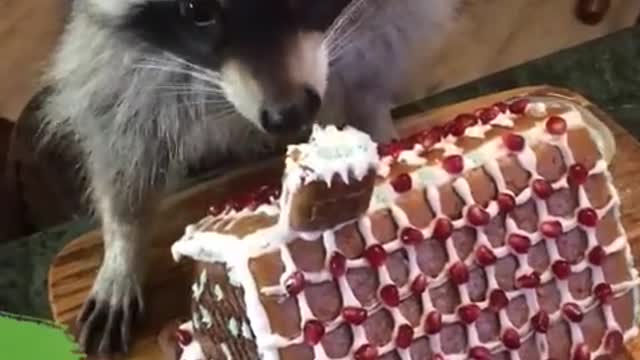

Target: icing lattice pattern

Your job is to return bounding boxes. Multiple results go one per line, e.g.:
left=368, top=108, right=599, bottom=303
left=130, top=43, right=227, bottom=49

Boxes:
left=250, top=105, right=637, bottom=359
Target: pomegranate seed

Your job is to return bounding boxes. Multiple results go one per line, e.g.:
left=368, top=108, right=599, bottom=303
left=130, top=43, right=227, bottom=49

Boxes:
left=450, top=113, right=479, bottom=136
left=562, top=302, right=584, bottom=322
left=467, top=204, right=490, bottom=226
left=531, top=311, right=550, bottom=333
left=391, top=173, right=413, bottom=193
left=552, top=260, right=572, bottom=280
left=605, top=330, right=624, bottom=352
left=379, top=284, right=400, bottom=307
left=354, top=344, right=378, bottom=360
left=396, top=324, right=415, bottom=349
left=540, top=221, right=563, bottom=238
left=578, top=208, right=598, bottom=227
left=410, top=274, right=428, bottom=295
left=378, top=140, right=410, bottom=158
left=208, top=204, right=224, bottom=216
left=449, top=262, right=470, bottom=284
left=475, top=245, right=497, bottom=266
left=532, top=179, right=553, bottom=199
left=469, top=346, right=492, bottom=360
left=594, top=283, right=613, bottom=303
left=364, top=244, right=387, bottom=267
left=431, top=354, right=445, bottom=360
left=342, top=307, right=368, bottom=325
left=573, top=343, right=591, bottom=360
left=303, top=320, right=325, bottom=345
left=509, top=99, right=529, bottom=114
left=422, top=126, right=445, bottom=148
left=502, top=328, right=521, bottom=349
left=432, top=218, right=453, bottom=241
left=443, top=155, right=464, bottom=174
left=175, top=329, right=193, bottom=346
left=400, top=227, right=424, bottom=245
left=568, top=163, right=589, bottom=187
left=329, top=252, right=347, bottom=278
left=508, top=233, right=531, bottom=254
left=478, top=106, right=501, bottom=124
left=546, top=116, right=568, bottom=135
left=517, top=272, right=541, bottom=289
left=503, top=133, right=526, bottom=152
left=489, top=289, right=509, bottom=312
left=588, top=246, right=606, bottom=266
left=424, top=311, right=442, bottom=335
left=458, top=304, right=481, bottom=324
left=497, top=193, right=516, bottom=213
left=284, top=271, right=305, bottom=296
left=494, top=102, right=509, bottom=113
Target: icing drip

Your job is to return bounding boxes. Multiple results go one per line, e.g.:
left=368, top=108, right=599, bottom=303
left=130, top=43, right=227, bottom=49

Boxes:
left=172, top=98, right=639, bottom=360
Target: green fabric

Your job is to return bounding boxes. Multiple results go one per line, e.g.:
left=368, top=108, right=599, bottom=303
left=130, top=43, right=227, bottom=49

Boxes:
left=1, top=25, right=639, bottom=320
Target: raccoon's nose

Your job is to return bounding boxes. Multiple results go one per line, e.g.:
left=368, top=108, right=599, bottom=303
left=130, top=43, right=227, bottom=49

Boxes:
left=260, top=87, right=322, bottom=134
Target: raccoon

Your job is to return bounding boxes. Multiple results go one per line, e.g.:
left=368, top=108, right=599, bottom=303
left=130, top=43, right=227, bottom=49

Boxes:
left=41, top=0, right=460, bottom=354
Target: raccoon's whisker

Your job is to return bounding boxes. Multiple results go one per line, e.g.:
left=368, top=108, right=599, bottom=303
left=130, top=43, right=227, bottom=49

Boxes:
left=136, top=64, right=221, bottom=86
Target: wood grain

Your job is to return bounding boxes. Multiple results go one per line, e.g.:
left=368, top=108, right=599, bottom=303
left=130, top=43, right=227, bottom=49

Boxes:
left=48, top=86, right=640, bottom=359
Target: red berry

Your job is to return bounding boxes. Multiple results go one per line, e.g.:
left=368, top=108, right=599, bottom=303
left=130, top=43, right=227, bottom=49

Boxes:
left=431, top=354, right=445, bottom=360
left=364, top=244, right=387, bottom=267
left=380, top=284, right=400, bottom=307
left=467, top=205, right=490, bottom=226
left=540, top=220, right=563, bottom=238
left=503, top=133, right=525, bottom=152
left=547, top=116, right=568, bottom=135
left=391, top=173, right=413, bottom=193
left=432, top=218, right=453, bottom=241
left=400, top=227, right=424, bottom=245
left=342, top=307, right=368, bottom=325
left=494, top=102, right=509, bottom=113
left=517, top=272, right=541, bottom=289
left=508, top=233, right=531, bottom=254
left=458, top=304, right=481, bottom=324
left=478, top=106, right=501, bottom=124
left=208, top=204, right=224, bottom=216
left=475, top=245, right=497, bottom=266
left=424, top=311, right=442, bottom=335
left=489, top=289, right=509, bottom=312
left=175, top=329, right=193, bottom=346
left=396, top=324, right=414, bottom=349
left=531, top=311, right=550, bottom=333
left=410, top=274, right=428, bottom=295
left=354, top=344, right=378, bottom=360
left=605, top=330, right=624, bottom=352
left=497, top=193, right=516, bottom=213
left=303, top=319, right=325, bottom=345
left=532, top=179, right=553, bottom=199
left=469, top=346, right=492, bottom=360
left=573, top=343, right=591, bottom=360
left=594, top=283, right=613, bottom=303
left=284, top=271, right=305, bottom=296
left=509, top=98, right=529, bottom=114
left=449, top=262, right=470, bottom=284
left=451, top=113, right=479, bottom=136
left=552, top=260, right=572, bottom=280
left=588, top=246, right=606, bottom=266
left=568, top=163, right=589, bottom=187
left=422, top=126, right=445, bottom=148
left=443, top=155, right=464, bottom=174
left=562, top=302, right=584, bottom=322
left=578, top=208, right=598, bottom=227
left=502, top=328, right=521, bottom=349
left=378, top=140, right=411, bottom=158
left=329, top=252, right=347, bottom=278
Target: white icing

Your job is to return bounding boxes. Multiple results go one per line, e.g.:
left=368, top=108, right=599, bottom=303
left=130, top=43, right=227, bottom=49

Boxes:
left=213, top=284, right=224, bottom=301
left=228, top=317, right=240, bottom=337
left=171, top=99, right=640, bottom=360
left=220, top=343, right=232, bottom=360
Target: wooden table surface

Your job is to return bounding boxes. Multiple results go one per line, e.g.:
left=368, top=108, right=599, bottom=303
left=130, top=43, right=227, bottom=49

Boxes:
left=47, top=86, right=640, bottom=359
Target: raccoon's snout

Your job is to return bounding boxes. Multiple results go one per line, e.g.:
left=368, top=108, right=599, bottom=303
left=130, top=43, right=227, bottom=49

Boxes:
left=260, top=86, right=322, bottom=134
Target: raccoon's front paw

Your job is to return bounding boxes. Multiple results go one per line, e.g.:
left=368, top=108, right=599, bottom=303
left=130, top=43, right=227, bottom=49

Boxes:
left=76, top=265, right=144, bottom=355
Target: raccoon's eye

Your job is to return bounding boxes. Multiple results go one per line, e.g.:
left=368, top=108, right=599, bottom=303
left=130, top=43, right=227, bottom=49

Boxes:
left=179, top=0, right=221, bottom=27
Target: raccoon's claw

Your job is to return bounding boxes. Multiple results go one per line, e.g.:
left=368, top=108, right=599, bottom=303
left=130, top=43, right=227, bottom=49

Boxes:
left=76, top=274, right=144, bottom=356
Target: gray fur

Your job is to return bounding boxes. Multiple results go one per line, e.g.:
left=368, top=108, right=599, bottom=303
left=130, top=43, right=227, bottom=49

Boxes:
left=40, top=0, right=461, bottom=354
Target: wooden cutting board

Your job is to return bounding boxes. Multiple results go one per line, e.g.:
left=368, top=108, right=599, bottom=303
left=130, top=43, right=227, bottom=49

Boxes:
left=48, top=86, right=640, bottom=359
